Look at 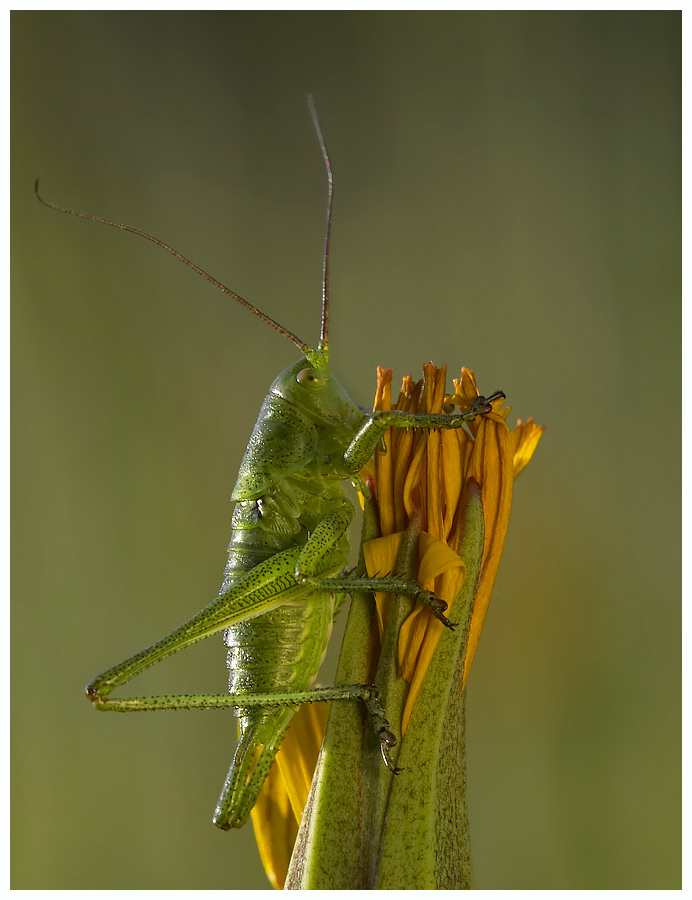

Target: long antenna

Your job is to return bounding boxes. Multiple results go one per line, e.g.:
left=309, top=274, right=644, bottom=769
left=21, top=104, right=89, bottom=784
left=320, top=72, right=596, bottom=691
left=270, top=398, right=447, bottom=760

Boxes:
left=35, top=179, right=307, bottom=351
left=307, top=94, right=332, bottom=347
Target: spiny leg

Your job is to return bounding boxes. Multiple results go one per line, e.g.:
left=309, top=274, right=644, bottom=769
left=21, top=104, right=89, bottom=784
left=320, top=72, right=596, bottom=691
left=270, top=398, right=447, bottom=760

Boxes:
left=89, top=683, right=381, bottom=712
left=343, top=391, right=505, bottom=474
left=304, top=574, right=456, bottom=629
left=88, top=683, right=399, bottom=780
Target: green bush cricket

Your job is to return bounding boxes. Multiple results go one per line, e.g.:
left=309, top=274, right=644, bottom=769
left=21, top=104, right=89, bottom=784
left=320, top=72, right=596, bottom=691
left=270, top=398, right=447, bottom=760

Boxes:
left=37, top=99, right=504, bottom=830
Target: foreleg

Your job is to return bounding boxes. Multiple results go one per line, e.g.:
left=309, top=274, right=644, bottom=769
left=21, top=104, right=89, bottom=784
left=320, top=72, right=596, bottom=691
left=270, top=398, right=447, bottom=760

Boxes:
left=343, top=391, right=505, bottom=474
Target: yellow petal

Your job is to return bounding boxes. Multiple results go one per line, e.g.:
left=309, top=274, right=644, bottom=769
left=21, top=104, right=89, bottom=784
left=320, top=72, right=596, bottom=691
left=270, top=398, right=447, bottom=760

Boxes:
left=392, top=427, right=416, bottom=530
left=402, top=433, right=427, bottom=520
left=363, top=532, right=405, bottom=631
left=363, top=533, right=405, bottom=576
left=512, top=417, right=545, bottom=478
left=251, top=702, right=330, bottom=889
left=417, top=531, right=465, bottom=586
left=251, top=758, right=299, bottom=890
left=373, top=365, right=393, bottom=412
left=399, top=561, right=466, bottom=731
left=397, top=534, right=465, bottom=731
left=441, top=429, right=465, bottom=540
left=372, top=368, right=395, bottom=536
left=425, top=427, right=443, bottom=538
left=401, top=617, right=446, bottom=732
left=457, top=367, right=479, bottom=408
left=399, top=568, right=463, bottom=686
left=462, top=414, right=514, bottom=687
left=276, top=703, right=330, bottom=822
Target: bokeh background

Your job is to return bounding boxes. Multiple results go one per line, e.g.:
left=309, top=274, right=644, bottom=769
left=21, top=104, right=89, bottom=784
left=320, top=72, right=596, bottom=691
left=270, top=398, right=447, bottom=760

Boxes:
left=12, top=11, right=680, bottom=890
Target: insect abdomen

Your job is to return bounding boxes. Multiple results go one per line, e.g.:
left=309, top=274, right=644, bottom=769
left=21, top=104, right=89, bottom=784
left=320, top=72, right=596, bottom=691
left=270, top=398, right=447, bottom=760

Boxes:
left=216, top=593, right=334, bottom=830
left=225, top=593, right=334, bottom=697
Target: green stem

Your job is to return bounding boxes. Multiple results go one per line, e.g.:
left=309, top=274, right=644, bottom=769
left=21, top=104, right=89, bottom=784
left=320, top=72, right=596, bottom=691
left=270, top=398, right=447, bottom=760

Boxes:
left=369, top=510, right=423, bottom=876
left=286, top=485, right=485, bottom=889
left=285, top=498, right=381, bottom=889
left=375, top=484, right=483, bottom=888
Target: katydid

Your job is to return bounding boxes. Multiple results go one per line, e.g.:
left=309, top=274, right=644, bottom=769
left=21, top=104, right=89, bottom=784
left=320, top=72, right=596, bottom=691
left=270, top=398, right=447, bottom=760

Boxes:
left=37, top=100, right=504, bottom=830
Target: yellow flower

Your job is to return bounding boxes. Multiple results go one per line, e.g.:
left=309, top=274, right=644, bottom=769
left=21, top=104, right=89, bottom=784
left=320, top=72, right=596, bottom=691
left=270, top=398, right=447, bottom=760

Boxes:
left=362, top=364, right=544, bottom=729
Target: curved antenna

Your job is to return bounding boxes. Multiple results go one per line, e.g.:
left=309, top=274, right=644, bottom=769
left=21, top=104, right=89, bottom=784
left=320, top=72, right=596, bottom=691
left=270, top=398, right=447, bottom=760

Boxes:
left=307, top=94, right=332, bottom=347
left=35, top=179, right=307, bottom=351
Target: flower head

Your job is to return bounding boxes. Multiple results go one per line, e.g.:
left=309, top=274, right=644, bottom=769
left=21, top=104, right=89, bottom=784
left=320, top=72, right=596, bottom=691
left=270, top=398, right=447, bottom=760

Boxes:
left=362, top=363, right=544, bottom=728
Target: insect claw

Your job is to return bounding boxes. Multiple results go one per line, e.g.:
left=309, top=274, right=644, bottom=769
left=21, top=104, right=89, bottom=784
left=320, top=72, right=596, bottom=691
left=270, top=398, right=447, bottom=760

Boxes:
left=378, top=727, right=402, bottom=773
left=471, top=396, right=492, bottom=415
left=469, top=389, right=505, bottom=416
left=423, top=592, right=456, bottom=629
left=381, top=751, right=403, bottom=774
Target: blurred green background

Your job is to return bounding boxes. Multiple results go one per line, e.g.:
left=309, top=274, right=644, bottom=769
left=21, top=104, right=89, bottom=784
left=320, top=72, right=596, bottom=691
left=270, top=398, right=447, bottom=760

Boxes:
left=12, top=11, right=679, bottom=890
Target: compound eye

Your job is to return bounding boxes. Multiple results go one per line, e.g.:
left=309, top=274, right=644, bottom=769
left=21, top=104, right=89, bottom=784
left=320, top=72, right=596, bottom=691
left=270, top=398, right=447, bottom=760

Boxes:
left=296, top=368, right=326, bottom=389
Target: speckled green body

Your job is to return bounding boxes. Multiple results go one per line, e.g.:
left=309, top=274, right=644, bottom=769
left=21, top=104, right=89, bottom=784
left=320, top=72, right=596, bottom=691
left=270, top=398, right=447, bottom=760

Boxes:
left=214, top=350, right=368, bottom=826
